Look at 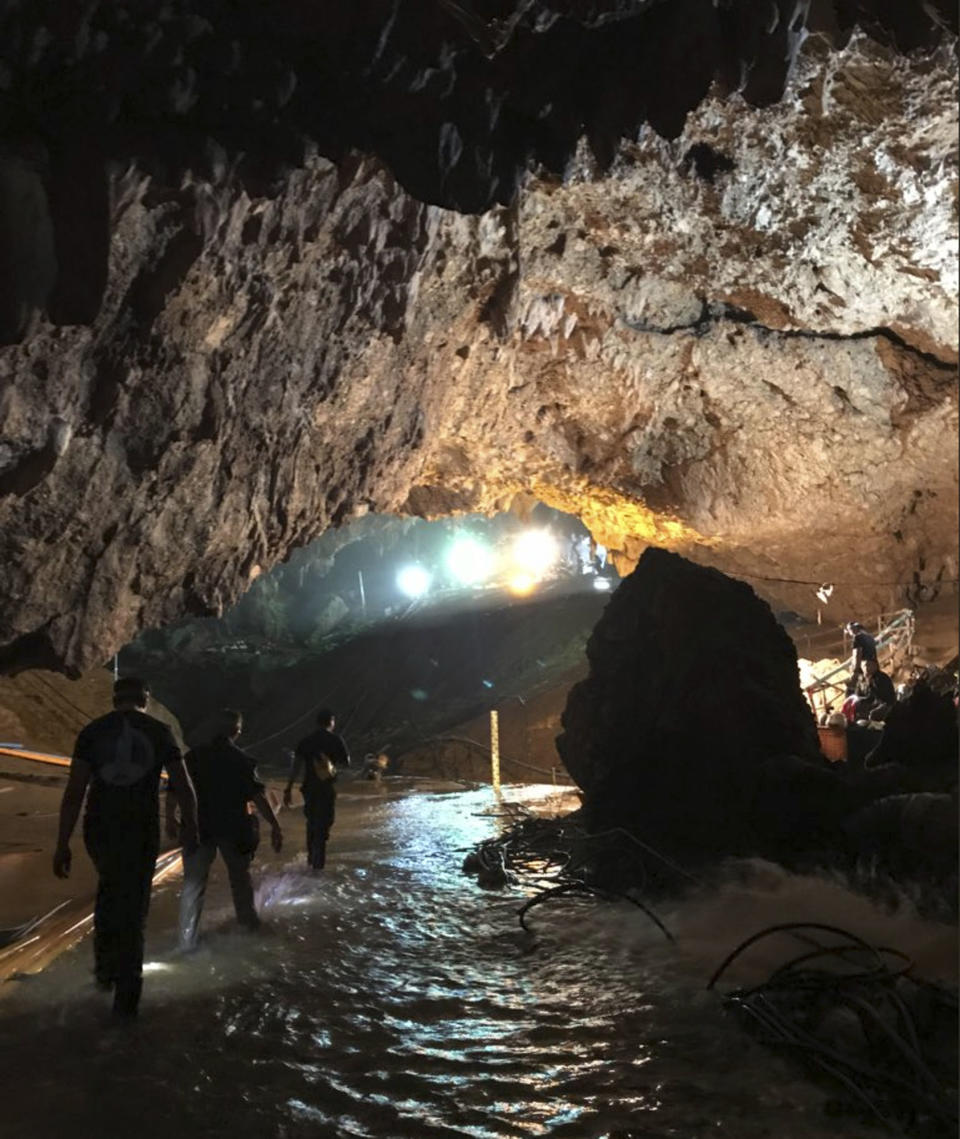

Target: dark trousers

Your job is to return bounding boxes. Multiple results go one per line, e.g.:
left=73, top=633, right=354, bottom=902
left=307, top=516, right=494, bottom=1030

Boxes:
left=304, top=792, right=334, bottom=869
left=179, top=839, right=258, bottom=950
left=84, top=822, right=158, bottom=1018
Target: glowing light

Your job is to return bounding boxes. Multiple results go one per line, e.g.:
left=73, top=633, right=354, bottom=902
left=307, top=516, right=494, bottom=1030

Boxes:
left=592, top=576, right=612, bottom=592
left=445, top=536, right=494, bottom=585
left=507, top=573, right=537, bottom=596
left=512, top=529, right=558, bottom=576
left=396, top=565, right=431, bottom=598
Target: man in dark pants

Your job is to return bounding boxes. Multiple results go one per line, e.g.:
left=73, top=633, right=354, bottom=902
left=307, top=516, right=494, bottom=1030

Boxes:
left=846, top=620, right=878, bottom=682
left=175, top=709, right=284, bottom=951
left=284, top=707, right=350, bottom=870
left=853, top=659, right=897, bottom=722
left=53, top=677, right=198, bottom=1021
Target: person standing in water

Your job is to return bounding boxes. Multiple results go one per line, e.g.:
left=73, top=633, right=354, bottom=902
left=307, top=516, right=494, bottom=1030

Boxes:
left=174, top=708, right=284, bottom=951
left=284, top=707, right=350, bottom=870
left=53, top=677, right=199, bottom=1021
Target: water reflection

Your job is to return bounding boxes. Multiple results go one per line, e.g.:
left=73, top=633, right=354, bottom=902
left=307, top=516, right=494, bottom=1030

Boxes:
left=0, top=782, right=952, bottom=1139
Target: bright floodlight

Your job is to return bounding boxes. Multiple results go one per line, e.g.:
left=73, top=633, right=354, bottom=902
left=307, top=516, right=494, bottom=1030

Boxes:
left=446, top=536, right=493, bottom=585
left=593, top=576, right=612, bottom=591
left=507, top=572, right=537, bottom=597
left=512, top=529, right=558, bottom=577
left=396, top=565, right=431, bottom=599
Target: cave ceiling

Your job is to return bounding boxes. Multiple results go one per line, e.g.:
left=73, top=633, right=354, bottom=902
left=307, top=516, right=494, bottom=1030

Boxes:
left=0, top=1, right=957, bottom=673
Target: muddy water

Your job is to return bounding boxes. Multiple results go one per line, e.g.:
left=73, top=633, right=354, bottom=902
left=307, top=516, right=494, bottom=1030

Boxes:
left=1, top=782, right=955, bottom=1139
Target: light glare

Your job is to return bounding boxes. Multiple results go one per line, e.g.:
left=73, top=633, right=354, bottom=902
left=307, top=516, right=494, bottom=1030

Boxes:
left=396, top=565, right=431, bottom=598
left=446, top=536, right=493, bottom=585
left=507, top=573, right=537, bottom=596
left=512, top=529, right=558, bottom=576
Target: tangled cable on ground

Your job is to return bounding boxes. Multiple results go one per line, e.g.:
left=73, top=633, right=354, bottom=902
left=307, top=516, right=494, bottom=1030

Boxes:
left=517, top=881, right=675, bottom=942
left=466, top=815, right=957, bottom=1134
left=707, top=922, right=958, bottom=1138
left=462, top=806, right=679, bottom=943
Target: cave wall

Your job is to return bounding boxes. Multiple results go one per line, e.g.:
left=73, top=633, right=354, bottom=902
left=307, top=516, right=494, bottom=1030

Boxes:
left=418, top=33, right=959, bottom=615
left=0, top=4, right=957, bottom=673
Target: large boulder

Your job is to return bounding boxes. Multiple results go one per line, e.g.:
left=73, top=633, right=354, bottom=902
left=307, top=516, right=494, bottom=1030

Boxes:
left=556, top=547, right=821, bottom=858
left=845, top=792, right=959, bottom=886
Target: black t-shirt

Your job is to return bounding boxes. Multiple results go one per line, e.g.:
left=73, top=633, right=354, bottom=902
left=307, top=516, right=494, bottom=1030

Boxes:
left=852, top=630, right=878, bottom=662
left=74, top=709, right=180, bottom=828
left=869, top=669, right=896, bottom=707
left=186, top=737, right=265, bottom=843
left=295, top=728, right=350, bottom=795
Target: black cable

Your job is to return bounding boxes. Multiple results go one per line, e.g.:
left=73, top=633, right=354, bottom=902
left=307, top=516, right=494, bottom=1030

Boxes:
left=707, top=922, right=891, bottom=990
left=709, top=923, right=958, bottom=1135
left=517, top=881, right=674, bottom=943
left=757, top=943, right=913, bottom=992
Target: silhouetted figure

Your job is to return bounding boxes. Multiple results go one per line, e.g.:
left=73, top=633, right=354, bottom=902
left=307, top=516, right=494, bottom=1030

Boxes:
left=846, top=620, right=877, bottom=681
left=865, top=679, right=959, bottom=787
left=53, top=677, right=198, bottom=1020
left=285, top=708, right=350, bottom=870
left=855, top=659, right=896, bottom=722
left=175, top=709, right=283, bottom=951
left=362, top=753, right=390, bottom=781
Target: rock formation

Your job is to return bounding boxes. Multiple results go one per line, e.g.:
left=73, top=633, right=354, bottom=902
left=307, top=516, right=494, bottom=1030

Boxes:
left=556, top=547, right=834, bottom=856
left=0, top=3, right=957, bottom=673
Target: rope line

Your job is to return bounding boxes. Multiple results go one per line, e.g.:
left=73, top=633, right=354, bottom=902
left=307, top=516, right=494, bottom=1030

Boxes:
left=396, top=733, right=570, bottom=780
left=243, top=670, right=353, bottom=752
left=21, top=673, right=89, bottom=733
left=734, top=571, right=959, bottom=589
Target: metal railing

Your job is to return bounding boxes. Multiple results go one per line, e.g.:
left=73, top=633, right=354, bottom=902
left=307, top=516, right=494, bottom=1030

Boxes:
left=803, top=609, right=915, bottom=713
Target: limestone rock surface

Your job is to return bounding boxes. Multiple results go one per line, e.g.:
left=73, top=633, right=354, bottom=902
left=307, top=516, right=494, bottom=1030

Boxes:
left=0, top=8, right=957, bottom=673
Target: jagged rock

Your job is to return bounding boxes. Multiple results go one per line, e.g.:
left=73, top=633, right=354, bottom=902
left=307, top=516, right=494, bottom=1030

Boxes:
left=863, top=680, right=959, bottom=779
left=307, top=596, right=350, bottom=644
left=845, top=791, right=959, bottom=884
left=0, top=9, right=956, bottom=674
left=556, top=547, right=824, bottom=858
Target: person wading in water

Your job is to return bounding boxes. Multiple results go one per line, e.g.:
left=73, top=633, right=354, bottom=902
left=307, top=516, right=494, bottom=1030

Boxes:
left=284, top=707, right=350, bottom=871
left=53, top=677, right=199, bottom=1021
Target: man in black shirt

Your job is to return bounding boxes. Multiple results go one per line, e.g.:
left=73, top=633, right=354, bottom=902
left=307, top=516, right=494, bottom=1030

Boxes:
left=175, top=709, right=283, bottom=951
left=53, top=677, right=198, bottom=1020
left=847, top=620, right=878, bottom=681
left=854, top=659, right=897, bottom=721
left=284, top=707, right=350, bottom=870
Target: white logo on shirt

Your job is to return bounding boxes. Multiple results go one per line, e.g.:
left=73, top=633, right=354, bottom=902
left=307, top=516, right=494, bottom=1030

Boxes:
left=98, top=719, right=156, bottom=787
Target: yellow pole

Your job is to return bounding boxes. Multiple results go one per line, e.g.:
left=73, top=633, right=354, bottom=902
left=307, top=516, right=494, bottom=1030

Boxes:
left=489, top=709, right=501, bottom=792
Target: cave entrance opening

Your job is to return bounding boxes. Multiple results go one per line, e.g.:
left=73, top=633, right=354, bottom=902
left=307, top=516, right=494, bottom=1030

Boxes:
left=134, top=502, right=616, bottom=660
left=119, top=504, right=618, bottom=775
